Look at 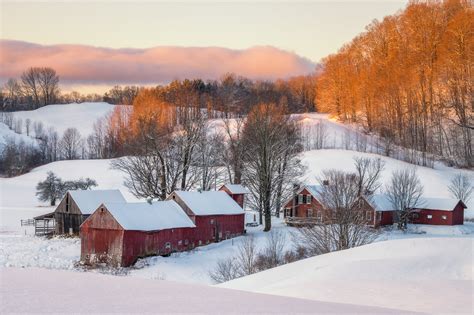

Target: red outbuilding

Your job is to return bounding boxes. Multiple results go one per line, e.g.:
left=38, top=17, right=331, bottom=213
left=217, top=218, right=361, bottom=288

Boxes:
left=169, top=190, right=245, bottom=244
left=218, top=184, right=250, bottom=208
left=410, top=198, right=466, bottom=225
left=80, top=200, right=196, bottom=267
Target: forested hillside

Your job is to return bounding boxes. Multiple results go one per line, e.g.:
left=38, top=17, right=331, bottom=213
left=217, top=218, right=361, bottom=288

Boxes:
left=317, top=1, right=472, bottom=167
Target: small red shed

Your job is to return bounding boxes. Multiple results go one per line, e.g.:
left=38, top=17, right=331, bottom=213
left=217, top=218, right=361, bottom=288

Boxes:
left=219, top=184, right=250, bottom=208
left=80, top=200, right=196, bottom=267
left=410, top=198, right=466, bottom=225
left=169, top=190, right=245, bottom=244
left=359, top=194, right=395, bottom=227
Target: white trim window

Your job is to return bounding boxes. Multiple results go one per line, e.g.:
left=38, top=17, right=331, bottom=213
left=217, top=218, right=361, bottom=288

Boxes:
left=427, top=214, right=433, bottom=220
left=307, top=209, right=313, bottom=217
left=306, top=195, right=312, bottom=204
left=366, top=211, right=371, bottom=221
left=298, top=194, right=304, bottom=204
left=442, top=215, right=447, bottom=220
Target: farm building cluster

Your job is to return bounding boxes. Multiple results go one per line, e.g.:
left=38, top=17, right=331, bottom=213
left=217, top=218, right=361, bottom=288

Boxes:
left=283, top=184, right=466, bottom=227
left=30, top=181, right=466, bottom=268
left=34, top=184, right=249, bottom=267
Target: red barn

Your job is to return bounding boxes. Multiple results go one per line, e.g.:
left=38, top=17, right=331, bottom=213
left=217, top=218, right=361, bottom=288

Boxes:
left=218, top=184, right=250, bottom=208
left=357, top=194, right=395, bottom=227
left=410, top=198, right=466, bottom=225
left=80, top=200, right=196, bottom=267
left=169, top=190, right=245, bottom=244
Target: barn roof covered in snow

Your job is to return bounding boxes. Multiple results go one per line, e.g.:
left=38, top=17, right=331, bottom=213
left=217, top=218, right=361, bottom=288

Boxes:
left=102, top=200, right=196, bottom=231
left=173, top=190, right=244, bottom=216
left=69, top=189, right=126, bottom=215
left=416, top=197, right=466, bottom=211
left=220, top=184, right=250, bottom=194
left=365, top=194, right=395, bottom=212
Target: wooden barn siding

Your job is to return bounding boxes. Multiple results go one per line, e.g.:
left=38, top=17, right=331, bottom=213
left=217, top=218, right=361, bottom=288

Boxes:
left=121, top=228, right=196, bottom=267
left=411, top=203, right=464, bottom=225
left=379, top=211, right=394, bottom=226
left=193, top=214, right=245, bottom=244
left=55, top=192, right=86, bottom=234
left=80, top=207, right=124, bottom=266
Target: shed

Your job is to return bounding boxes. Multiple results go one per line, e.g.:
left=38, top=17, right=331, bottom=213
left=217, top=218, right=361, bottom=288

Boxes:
left=80, top=200, right=196, bottom=267
left=54, top=189, right=126, bottom=235
left=359, top=194, right=395, bottom=227
left=169, top=190, right=245, bottom=244
left=411, top=197, right=465, bottom=225
left=219, top=184, right=250, bottom=208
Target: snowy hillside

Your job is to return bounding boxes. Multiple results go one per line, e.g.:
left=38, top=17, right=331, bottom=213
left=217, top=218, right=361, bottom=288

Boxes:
left=0, top=268, right=403, bottom=314
left=220, top=237, right=473, bottom=314
left=0, top=122, right=37, bottom=149
left=11, top=102, right=118, bottom=137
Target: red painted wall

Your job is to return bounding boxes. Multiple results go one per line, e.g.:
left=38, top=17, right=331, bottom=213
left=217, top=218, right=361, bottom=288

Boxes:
left=219, top=186, right=245, bottom=208
left=193, top=214, right=245, bottom=245
left=410, top=202, right=464, bottom=225
left=283, top=188, right=325, bottom=218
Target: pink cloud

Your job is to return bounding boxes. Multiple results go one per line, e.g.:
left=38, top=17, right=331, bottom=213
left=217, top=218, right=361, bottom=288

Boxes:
left=0, top=40, right=316, bottom=86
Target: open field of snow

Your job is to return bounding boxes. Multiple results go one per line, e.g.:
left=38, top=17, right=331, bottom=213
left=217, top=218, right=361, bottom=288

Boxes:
left=0, top=122, right=37, bottom=150
left=0, top=268, right=405, bottom=314
left=220, top=237, right=474, bottom=314
left=11, top=102, right=118, bottom=137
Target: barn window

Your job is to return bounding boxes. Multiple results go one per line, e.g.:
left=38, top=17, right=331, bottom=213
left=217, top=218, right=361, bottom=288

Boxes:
left=100, top=207, right=104, bottom=213
left=358, top=199, right=364, bottom=208
left=210, top=219, right=215, bottom=224
left=198, top=240, right=202, bottom=245
left=178, top=240, right=182, bottom=246
left=184, top=239, right=189, bottom=245
left=442, top=215, right=447, bottom=220
left=307, top=209, right=313, bottom=217
left=427, top=215, right=433, bottom=219
left=298, top=194, right=303, bottom=204
left=306, top=195, right=311, bottom=204
left=165, top=242, right=171, bottom=249
left=219, top=232, right=223, bottom=239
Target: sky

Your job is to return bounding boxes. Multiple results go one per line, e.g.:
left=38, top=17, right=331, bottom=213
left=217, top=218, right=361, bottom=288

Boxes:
left=1, top=0, right=408, bottom=93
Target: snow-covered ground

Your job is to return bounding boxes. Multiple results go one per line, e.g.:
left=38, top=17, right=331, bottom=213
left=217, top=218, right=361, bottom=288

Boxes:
left=11, top=102, right=118, bottom=137
left=220, top=237, right=473, bottom=314
left=0, top=267, right=404, bottom=314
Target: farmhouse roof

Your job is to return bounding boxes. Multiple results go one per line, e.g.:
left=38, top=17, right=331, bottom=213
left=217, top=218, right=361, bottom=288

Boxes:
left=69, top=189, right=126, bottom=215
left=103, top=200, right=196, bottom=231
left=173, top=190, right=244, bottom=216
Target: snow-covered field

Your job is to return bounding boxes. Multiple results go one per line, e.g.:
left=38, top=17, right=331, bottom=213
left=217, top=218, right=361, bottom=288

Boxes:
left=1, top=103, right=473, bottom=313
left=220, top=237, right=473, bottom=314
left=0, top=267, right=404, bottom=314
left=11, top=102, right=118, bottom=137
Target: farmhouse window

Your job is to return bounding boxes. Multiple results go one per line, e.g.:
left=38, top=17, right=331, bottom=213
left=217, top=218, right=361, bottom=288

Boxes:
left=376, top=212, right=382, bottom=221
left=298, top=194, right=303, bottom=204
left=427, top=215, right=433, bottom=219
left=306, top=195, right=311, bottom=204
left=307, top=209, right=313, bottom=217
left=285, top=208, right=291, bottom=217
left=366, top=211, right=371, bottom=220
left=442, top=215, right=447, bottom=220
left=316, top=212, right=323, bottom=223
left=358, top=199, right=364, bottom=208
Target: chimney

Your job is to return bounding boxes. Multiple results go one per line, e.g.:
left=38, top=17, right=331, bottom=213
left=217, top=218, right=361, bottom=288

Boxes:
left=323, top=180, right=330, bottom=186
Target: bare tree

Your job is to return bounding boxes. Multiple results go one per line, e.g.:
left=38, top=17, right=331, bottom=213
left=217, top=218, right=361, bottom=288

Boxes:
left=38, top=67, right=59, bottom=105
left=2, top=78, right=21, bottom=109
left=21, top=67, right=41, bottom=108
left=448, top=173, right=473, bottom=204
left=294, top=169, right=379, bottom=255
left=235, top=235, right=258, bottom=276
left=208, top=257, right=240, bottom=283
left=60, top=128, right=83, bottom=160
left=222, top=115, right=246, bottom=184
left=353, top=156, right=385, bottom=195
left=385, top=168, right=424, bottom=230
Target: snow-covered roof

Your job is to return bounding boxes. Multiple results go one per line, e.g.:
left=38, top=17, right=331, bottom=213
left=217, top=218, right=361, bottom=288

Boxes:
left=220, top=184, right=250, bottom=194
left=103, top=200, right=195, bottom=231
left=173, top=190, right=244, bottom=216
left=366, top=194, right=395, bottom=212
left=416, top=197, right=464, bottom=211
left=69, top=189, right=126, bottom=215
left=365, top=195, right=464, bottom=212
left=304, top=185, right=323, bottom=198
